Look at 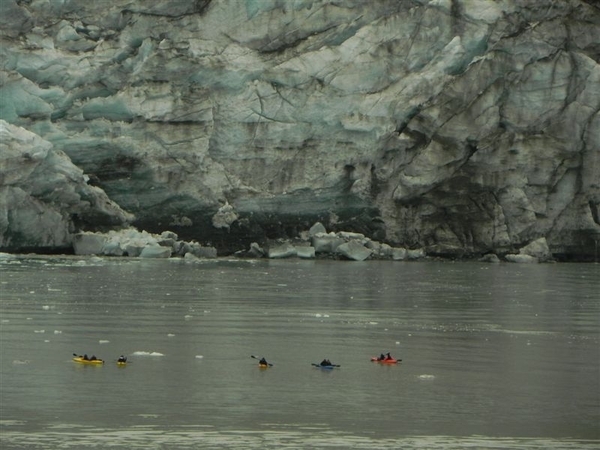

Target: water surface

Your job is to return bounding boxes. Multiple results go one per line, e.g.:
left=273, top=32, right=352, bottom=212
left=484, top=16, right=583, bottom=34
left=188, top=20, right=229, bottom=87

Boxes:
left=1, top=256, right=598, bottom=448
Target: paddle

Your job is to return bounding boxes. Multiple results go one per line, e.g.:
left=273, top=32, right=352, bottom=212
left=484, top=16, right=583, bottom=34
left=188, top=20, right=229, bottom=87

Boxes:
left=251, top=355, right=273, bottom=366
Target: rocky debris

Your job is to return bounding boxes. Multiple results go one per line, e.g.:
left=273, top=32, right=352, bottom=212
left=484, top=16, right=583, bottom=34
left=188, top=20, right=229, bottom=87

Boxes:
left=336, top=240, right=372, bottom=261
left=257, top=223, right=425, bottom=261
left=266, top=242, right=297, bottom=259
left=504, top=237, right=554, bottom=263
left=312, top=234, right=345, bottom=254
left=187, top=244, right=217, bottom=259
left=308, top=222, right=327, bottom=237
left=72, top=233, right=107, bottom=256
left=479, top=253, right=501, bottom=263
left=519, top=238, right=553, bottom=262
left=246, top=242, right=265, bottom=258
left=211, top=203, right=238, bottom=230
left=33, top=220, right=566, bottom=263
left=392, top=248, right=408, bottom=261
left=407, top=249, right=426, bottom=260
left=296, top=246, right=316, bottom=259
left=72, top=228, right=216, bottom=259
left=139, top=245, right=171, bottom=259
left=505, top=254, right=539, bottom=264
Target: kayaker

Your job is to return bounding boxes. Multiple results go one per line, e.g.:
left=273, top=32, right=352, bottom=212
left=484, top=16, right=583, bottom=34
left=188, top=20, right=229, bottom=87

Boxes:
left=83, top=354, right=89, bottom=360
left=379, top=353, right=386, bottom=361
left=259, top=357, right=268, bottom=366
left=320, top=359, right=332, bottom=366
left=117, top=355, right=127, bottom=363
left=90, top=355, right=98, bottom=361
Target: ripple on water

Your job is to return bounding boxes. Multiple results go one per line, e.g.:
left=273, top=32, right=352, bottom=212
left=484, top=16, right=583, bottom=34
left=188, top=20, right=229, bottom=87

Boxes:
left=0, top=427, right=597, bottom=450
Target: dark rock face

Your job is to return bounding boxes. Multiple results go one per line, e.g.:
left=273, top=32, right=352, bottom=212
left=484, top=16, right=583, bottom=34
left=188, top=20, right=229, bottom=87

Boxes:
left=1, top=0, right=599, bottom=259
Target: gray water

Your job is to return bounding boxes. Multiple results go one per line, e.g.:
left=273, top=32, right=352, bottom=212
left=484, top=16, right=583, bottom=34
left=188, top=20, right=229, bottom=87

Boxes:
left=0, top=255, right=598, bottom=449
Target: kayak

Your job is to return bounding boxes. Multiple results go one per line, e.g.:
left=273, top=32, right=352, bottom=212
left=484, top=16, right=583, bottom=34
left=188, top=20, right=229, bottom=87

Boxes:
left=258, top=363, right=270, bottom=369
left=117, top=361, right=127, bottom=366
left=370, top=357, right=400, bottom=364
left=312, top=363, right=338, bottom=369
left=73, top=357, right=104, bottom=365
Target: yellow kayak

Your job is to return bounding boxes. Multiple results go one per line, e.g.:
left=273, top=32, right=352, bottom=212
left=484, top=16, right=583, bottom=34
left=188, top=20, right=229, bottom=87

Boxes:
left=73, top=357, right=104, bottom=365
left=117, top=361, right=127, bottom=366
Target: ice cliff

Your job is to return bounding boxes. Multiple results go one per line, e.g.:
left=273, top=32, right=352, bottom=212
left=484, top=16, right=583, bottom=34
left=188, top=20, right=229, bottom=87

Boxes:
left=1, top=0, right=599, bottom=259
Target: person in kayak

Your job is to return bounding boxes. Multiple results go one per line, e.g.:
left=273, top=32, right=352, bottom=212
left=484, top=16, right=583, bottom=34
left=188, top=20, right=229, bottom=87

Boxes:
left=379, top=353, right=386, bottom=361
left=259, top=357, right=268, bottom=366
left=117, top=355, right=127, bottom=363
left=82, top=354, right=89, bottom=360
left=320, top=359, right=332, bottom=366
left=90, top=355, right=98, bottom=361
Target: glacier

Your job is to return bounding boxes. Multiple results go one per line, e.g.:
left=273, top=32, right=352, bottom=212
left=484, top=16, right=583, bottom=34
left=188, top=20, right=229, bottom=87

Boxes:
left=1, top=0, right=599, bottom=260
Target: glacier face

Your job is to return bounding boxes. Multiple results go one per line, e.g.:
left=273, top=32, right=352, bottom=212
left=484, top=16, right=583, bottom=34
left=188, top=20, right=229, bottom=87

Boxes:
left=1, top=0, right=599, bottom=258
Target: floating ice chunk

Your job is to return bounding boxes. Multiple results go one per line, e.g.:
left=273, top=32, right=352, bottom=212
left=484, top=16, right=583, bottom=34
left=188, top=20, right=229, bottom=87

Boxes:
left=315, top=314, right=322, bottom=317
left=99, top=340, right=110, bottom=344
left=418, top=374, right=435, bottom=380
left=184, top=315, right=193, bottom=320
left=195, top=355, right=203, bottom=359
left=369, top=321, right=378, bottom=325
left=395, top=341, right=400, bottom=345
left=34, top=330, right=45, bottom=333
left=54, top=330, right=62, bottom=334
left=132, top=351, right=164, bottom=356
left=167, top=334, right=175, bottom=337
left=42, top=305, right=50, bottom=310
left=44, top=340, right=50, bottom=343
left=13, top=360, right=30, bottom=364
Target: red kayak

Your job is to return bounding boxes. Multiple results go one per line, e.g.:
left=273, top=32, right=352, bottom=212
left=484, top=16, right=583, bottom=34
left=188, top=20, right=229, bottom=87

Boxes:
left=371, top=357, right=400, bottom=364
